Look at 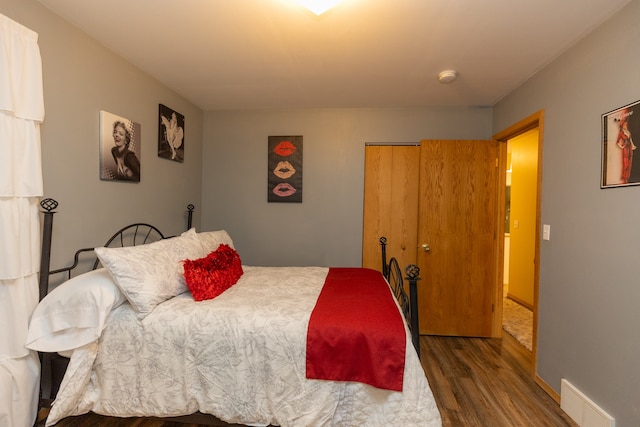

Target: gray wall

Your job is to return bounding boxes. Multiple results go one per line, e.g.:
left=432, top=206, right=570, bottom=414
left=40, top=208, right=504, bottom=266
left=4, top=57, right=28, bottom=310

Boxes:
left=202, top=107, right=492, bottom=266
left=494, top=1, right=640, bottom=425
left=0, top=0, right=204, bottom=273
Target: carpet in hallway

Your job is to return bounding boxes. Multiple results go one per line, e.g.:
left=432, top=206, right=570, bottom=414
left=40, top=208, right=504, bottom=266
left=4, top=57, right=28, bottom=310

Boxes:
left=502, top=297, right=533, bottom=351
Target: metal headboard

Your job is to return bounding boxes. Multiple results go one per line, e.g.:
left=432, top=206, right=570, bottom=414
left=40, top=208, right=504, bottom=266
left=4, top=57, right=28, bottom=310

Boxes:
left=38, top=199, right=194, bottom=300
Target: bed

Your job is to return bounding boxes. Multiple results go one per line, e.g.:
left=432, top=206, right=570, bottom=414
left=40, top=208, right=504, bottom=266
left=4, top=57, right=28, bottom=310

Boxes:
left=30, top=199, right=442, bottom=426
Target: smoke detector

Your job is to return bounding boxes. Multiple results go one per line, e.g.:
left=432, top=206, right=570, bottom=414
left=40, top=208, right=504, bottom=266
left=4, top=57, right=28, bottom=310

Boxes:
left=438, top=70, right=458, bottom=84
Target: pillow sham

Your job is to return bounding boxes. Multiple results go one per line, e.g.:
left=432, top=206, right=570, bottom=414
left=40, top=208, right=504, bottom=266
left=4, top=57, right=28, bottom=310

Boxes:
left=197, top=229, right=234, bottom=256
left=25, top=268, right=126, bottom=353
left=183, top=244, right=243, bottom=301
left=95, top=228, right=203, bottom=319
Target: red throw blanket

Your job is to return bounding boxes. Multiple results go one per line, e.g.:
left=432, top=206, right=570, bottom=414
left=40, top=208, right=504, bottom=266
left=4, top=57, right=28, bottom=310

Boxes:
left=306, top=268, right=406, bottom=391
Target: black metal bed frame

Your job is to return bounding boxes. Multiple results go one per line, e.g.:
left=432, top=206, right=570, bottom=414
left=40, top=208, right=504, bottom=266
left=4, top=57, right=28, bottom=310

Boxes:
left=379, top=236, right=421, bottom=359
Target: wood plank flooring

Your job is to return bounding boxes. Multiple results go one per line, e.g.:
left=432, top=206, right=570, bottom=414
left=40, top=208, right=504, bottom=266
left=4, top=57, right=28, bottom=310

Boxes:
left=422, top=332, right=577, bottom=426
left=39, top=332, right=576, bottom=427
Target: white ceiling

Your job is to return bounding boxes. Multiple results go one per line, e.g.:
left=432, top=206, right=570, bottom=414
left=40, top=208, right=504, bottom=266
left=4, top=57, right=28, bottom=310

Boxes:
left=38, top=0, right=631, bottom=111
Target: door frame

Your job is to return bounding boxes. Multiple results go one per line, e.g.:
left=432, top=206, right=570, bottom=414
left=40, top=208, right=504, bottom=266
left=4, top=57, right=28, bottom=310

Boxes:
left=493, top=110, right=544, bottom=376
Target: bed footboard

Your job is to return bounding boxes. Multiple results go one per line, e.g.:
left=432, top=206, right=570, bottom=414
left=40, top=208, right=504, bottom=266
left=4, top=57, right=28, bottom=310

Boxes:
left=379, top=237, right=421, bottom=358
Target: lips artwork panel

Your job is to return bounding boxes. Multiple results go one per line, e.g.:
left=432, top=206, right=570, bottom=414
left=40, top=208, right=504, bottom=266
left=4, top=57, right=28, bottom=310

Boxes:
left=268, top=135, right=303, bottom=202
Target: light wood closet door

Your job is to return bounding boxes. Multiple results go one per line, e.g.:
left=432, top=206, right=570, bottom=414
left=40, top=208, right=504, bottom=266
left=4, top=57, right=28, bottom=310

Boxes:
left=362, top=145, right=419, bottom=272
left=363, top=141, right=499, bottom=337
left=417, top=139, right=498, bottom=337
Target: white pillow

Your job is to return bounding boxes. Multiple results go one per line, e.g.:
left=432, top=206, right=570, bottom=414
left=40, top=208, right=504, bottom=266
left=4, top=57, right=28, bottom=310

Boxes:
left=197, top=230, right=234, bottom=256
left=26, top=268, right=126, bottom=353
left=95, top=228, right=203, bottom=319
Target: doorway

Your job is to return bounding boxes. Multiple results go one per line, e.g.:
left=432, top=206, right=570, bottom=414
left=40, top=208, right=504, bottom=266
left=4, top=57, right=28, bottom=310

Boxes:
left=502, top=129, right=538, bottom=353
left=494, top=110, right=544, bottom=372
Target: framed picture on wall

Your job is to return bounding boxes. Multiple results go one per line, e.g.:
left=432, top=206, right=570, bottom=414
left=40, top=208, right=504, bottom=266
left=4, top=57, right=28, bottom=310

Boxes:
left=602, top=99, right=640, bottom=188
left=99, top=110, right=141, bottom=182
left=158, top=104, right=185, bottom=162
left=268, top=135, right=303, bottom=202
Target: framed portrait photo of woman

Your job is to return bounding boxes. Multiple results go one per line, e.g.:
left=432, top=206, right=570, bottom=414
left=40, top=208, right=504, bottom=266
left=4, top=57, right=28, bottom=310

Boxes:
left=99, top=110, right=141, bottom=183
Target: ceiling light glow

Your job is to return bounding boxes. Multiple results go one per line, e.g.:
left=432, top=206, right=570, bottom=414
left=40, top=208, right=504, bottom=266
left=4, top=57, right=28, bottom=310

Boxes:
left=294, top=0, right=343, bottom=15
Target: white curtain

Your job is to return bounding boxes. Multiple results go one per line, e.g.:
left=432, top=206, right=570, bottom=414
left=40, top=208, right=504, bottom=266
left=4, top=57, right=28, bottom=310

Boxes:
left=0, top=13, right=45, bottom=427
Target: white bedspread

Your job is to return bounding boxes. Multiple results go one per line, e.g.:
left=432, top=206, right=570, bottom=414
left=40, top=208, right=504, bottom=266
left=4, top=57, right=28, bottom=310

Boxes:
left=47, top=266, right=442, bottom=426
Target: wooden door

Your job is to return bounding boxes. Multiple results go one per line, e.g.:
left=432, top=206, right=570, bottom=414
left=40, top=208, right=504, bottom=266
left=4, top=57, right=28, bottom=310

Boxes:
left=417, top=139, right=498, bottom=337
left=362, top=144, right=419, bottom=272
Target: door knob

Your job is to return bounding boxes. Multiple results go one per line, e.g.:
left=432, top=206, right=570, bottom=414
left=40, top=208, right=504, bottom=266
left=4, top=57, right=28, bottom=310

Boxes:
left=420, top=243, right=431, bottom=252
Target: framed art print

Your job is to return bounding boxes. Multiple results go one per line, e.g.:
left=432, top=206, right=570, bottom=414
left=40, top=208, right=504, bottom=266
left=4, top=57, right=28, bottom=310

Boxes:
left=602, top=100, right=640, bottom=188
left=268, top=135, right=303, bottom=202
left=100, top=110, right=141, bottom=182
left=158, top=104, right=184, bottom=162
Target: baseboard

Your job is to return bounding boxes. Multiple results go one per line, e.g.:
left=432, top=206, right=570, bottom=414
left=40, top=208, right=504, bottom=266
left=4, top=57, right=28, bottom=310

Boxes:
left=560, top=379, right=615, bottom=427
left=506, top=293, right=533, bottom=311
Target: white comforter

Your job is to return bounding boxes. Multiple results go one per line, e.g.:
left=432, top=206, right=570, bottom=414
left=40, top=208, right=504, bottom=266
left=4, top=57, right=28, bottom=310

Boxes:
left=47, top=266, right=442, bottom=426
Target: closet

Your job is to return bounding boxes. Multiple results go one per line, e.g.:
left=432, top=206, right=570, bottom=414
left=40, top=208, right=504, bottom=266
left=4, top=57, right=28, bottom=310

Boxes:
left=363, top=139, right=503, bottom=337
left=362, top=144, right=420, bottom=273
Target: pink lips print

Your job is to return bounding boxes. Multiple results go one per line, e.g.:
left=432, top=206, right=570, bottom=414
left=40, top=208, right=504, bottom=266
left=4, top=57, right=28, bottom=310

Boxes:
left=272, top=182, right=297, bottom=197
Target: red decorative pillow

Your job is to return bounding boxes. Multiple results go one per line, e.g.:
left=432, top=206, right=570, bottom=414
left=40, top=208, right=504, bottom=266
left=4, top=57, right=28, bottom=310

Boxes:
left=182, top=244, right=243, bottom=301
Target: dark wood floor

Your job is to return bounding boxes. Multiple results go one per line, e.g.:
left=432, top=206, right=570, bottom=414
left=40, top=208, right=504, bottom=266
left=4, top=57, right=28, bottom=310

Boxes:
left=421, top=332, right=577, bottom=426
left=39, top=332, right=576, bottom=427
